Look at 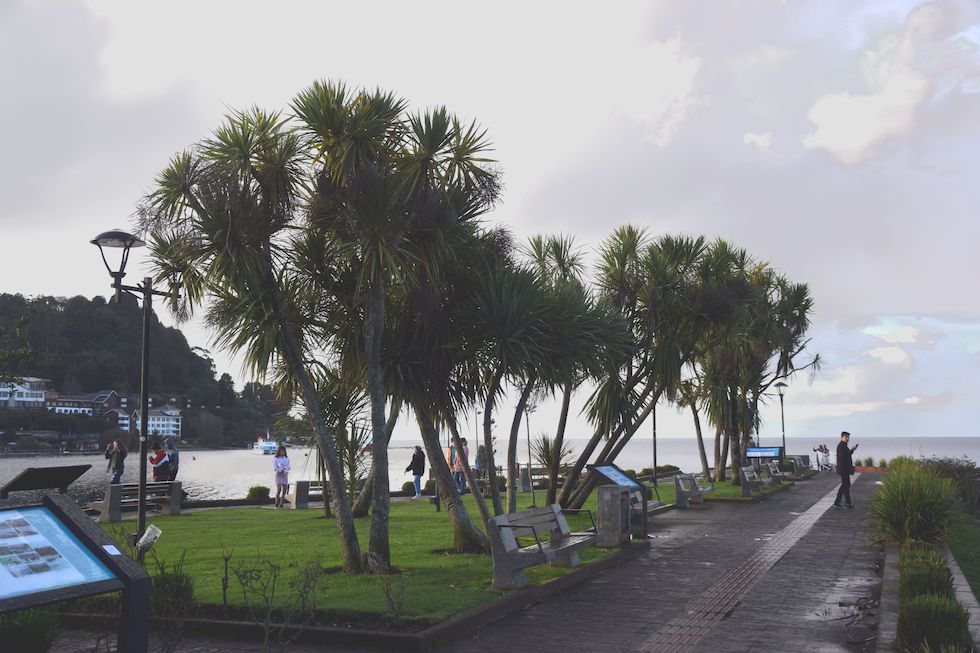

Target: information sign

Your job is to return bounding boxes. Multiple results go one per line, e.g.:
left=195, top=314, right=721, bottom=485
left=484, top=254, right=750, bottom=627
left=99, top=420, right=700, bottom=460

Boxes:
left=592, top=465, right=643, bottom=489
left=0, top=506, right=116, bottom=602
left=746, top=447, right=782, bottom=459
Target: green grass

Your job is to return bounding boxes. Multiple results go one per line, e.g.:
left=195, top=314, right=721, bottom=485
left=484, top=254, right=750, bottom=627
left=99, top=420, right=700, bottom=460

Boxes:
left=947, top=511, right=980, bottom=602
left=103, top=492, right=616, bottom=623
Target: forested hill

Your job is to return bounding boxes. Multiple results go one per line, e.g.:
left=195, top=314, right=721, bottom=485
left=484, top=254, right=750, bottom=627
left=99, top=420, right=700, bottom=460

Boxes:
left=0, top=292, right=220, bottom=399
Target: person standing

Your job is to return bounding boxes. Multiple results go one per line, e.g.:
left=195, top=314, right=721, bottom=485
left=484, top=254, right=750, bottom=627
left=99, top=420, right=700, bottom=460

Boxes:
left=834, top=431, right=859, bottom=508
left=148, top=441, right=171, bottom=482
left=165, top=436, right=180, bottom=481
left=405, top=445, right=426, bottom=498
left=273, top=445, right=290, bottom=508
left=104, top=439, right=127, bottom=485
left=453, top=438, right=469, bottom=493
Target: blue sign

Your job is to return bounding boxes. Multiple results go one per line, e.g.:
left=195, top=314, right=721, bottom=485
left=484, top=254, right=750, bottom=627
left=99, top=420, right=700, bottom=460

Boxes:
left=746, top=447, right=782, bottom=459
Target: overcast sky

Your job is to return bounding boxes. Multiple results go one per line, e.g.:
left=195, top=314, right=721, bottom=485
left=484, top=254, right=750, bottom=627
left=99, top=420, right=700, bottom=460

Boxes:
left=2, top=0, right=979, bottom=443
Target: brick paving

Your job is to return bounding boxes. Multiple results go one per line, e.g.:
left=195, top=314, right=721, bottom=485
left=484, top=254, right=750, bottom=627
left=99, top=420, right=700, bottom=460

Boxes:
left=52, top=471, right=883, bottom=653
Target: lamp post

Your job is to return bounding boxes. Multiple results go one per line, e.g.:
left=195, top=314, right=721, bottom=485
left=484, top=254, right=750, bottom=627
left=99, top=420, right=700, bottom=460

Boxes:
left=775, top=381, right=787, bottom=457
left=92, top=229, right=173, bottom=561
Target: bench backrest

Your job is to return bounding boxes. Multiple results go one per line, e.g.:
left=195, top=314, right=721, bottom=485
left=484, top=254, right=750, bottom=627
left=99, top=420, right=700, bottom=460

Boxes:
left=676, top=474, right=701, bottom=492
left=489, top=505, right=570, bottom=553
left=113, top=482, right=174, bottom=498
left=741, top=466, right=761, bottom=482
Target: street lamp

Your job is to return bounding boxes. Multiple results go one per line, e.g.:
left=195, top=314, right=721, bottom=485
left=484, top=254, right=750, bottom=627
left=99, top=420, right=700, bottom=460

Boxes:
left=775, top=381, right=788, bottom=457
left=92, top=229, right=174, bottom=561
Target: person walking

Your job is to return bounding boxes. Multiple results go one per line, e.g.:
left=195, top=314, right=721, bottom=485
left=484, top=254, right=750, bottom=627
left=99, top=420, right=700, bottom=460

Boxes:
left=104, top=439, right=127, bottom=485
left=273, top=445, right=290, bottom=508
left=833, top=431, right=859, bottom=508
left=405, top=445, right=426, bottom=498
left=453, top=438, right=469, bottom=493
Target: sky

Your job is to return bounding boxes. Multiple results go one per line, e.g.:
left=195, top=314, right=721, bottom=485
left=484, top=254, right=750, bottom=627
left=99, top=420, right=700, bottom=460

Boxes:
left=2, top=0, right=979, bottom=443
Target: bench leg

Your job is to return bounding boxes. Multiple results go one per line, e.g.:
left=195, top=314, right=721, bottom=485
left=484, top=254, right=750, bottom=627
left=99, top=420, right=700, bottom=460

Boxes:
left=100, top=485, right=123, bottom=523
left=491, top=565, right=528, bottom=590
left=676, top=492, right=691, bottom=509
left=162, top=482, right=182, bottom=515
left=551, top=550, right=580, bottom=568
left=290, top=482, right=310, bottom=509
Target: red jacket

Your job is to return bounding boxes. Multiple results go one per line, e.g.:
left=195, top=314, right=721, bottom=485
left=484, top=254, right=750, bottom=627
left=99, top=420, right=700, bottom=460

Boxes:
left=149, top=450, right=171, bottom=481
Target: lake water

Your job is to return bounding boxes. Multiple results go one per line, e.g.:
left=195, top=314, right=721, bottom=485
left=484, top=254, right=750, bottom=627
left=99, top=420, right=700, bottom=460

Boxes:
left=1, top=436, right=977, bottom=504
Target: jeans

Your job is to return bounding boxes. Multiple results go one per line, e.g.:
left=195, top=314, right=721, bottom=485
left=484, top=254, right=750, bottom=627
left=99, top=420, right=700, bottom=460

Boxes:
left=453, top=471, right=466, bottom=492
left=413, top=475, right=422, bottom=496
left=110, top=468, right=123, bottom=484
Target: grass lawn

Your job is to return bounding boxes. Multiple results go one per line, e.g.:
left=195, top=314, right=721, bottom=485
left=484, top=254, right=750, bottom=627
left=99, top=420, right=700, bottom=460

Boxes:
left=101, top=492, right=617, bottom=624
left=947, top=510, right=980, bottom=602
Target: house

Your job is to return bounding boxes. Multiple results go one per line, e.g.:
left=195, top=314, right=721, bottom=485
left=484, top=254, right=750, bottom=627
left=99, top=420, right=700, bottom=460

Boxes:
left=0, top=377, right=49, bottom=409
left=132, top=405, right=182, bottom=441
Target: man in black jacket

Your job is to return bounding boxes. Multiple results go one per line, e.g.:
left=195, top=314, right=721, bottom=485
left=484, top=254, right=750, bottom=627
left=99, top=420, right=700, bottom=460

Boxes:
left=833, top=431, right=859, bottom=508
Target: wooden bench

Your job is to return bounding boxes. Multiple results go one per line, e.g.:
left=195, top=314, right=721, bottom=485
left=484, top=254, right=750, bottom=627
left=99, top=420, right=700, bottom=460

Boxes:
left=739, top=466, right=773, bottom=497
left=673, top=473, right=714, bottom=508
left=288, top=479, right=330, bottom=509
left=95, top=481, right=182, bottom=523
left=766, top=461, right=792, bottom=483
left=487, top=504, right=597, bottom=589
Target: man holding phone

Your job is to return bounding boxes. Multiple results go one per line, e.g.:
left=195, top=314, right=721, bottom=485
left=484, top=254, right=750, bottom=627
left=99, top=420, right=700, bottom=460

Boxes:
left=833, top=431, right=859, bottom=508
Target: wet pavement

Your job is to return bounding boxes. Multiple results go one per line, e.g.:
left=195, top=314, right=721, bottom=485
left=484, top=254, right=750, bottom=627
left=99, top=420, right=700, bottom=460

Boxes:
left=53, top=471, right=884, bottom=652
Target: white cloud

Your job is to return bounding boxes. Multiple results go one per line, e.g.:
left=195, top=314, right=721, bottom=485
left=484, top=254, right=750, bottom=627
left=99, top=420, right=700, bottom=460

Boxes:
left=743, top=131, right=774, bottom=153
left=868, top=345, right=911, bottom=365
left=903, top=395, right=920, bottom=404
left=614, top=38, right=700, bottom=146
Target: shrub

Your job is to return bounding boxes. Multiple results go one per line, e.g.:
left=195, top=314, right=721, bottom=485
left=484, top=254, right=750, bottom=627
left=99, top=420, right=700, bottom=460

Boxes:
left=897, top=593, right=971, bottom=652
left=246, top=485, right=271, bottom=504
left=624, top=469, right=637, bottom=479
left=0, top=608, right=60, bottom=653
left=920, top=456, right=979, bottom=508
left=870, top=461, right=956, bottom=542
left=879, top=458, right=888, bottom=469
left=423, top=479, right=436, bottom=494
left=862, top=456, right=874, bottom=467
left=899, top=548, right=954, bottom=602
left=401, top=481, right=415, bottom=494
left=656, top=464, right=680, bottom=474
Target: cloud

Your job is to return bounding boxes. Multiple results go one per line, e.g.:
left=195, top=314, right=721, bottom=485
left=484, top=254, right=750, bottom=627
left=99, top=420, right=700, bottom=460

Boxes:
left=868, top=345, right=911, bottom=365
left=743, top=131, right=774, bottom=153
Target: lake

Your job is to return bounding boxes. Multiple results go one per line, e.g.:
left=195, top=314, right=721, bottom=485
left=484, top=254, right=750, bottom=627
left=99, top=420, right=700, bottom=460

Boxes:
left=0, top=436, right=976, bottom=504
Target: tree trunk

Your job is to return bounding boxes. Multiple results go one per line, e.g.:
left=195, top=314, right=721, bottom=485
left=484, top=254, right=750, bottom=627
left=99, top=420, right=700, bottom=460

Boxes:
left=364, top=275, right=391, bottom=566
left=416, top=407, right=489, bottom=553
left=448, top=418, right=491, bottom=530
left=728, top=392, right=742, bottom=485
left=260, top=243, right=361, bottom=571
left=557, top=430, right=602, bottom=508
left=549, top=382, right=572, bottom=505
left=352, top=400, right=401, bottom=517
left=690, top=403, right=710, bottom=480
left=482, top=365, right=505, bottom=516
left=506, top=376, right=536, bottom=514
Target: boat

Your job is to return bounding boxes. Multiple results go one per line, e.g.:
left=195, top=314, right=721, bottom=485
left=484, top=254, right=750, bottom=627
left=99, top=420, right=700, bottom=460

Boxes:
left=252, top=438, right=279, bottom=455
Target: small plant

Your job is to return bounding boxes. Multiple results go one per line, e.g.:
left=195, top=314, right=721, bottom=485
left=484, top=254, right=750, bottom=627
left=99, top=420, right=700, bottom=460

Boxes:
left=365, top=553, right=407, bottom=626
left=423, top=479, right=436, bottom=494
left=863, top=456, right=874, bottom=467
left=0, top=608, right=60, bottom=653
left=150, top=551, right=196, bottom=653
left=897, top=593, right=971, bottom=652
left=247, top=485, right=271, bottom=504
left=879, top=458, right=888, bottom=469
left=870, top=460, right=956, bottom=542
left=401, top=481, right=415, bottom=494
left=899, top=548, right=954, bottom=602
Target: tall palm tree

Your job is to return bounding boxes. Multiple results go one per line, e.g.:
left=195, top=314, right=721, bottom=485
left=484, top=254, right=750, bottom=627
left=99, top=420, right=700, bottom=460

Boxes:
left=292, top=81, right=499, bottom=564
left=140, top=107, right=364, bottom=571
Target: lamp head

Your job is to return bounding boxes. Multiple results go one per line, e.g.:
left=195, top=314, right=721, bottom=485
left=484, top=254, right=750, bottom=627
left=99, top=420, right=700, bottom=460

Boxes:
left=775, top=381, right=788, bottom=397
left=92, top=229, right=145, bottom=294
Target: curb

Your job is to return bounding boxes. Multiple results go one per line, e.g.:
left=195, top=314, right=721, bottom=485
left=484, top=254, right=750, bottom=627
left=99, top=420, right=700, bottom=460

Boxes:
left=940, top=542, right=980, bottom=645
left=875, top=542, right=900, bottom=652
left=61, top=540, right=651, bottom=652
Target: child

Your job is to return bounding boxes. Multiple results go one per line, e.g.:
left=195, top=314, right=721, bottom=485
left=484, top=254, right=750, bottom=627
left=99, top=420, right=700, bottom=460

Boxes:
left=148, top=441, right=171, bottom=482
left=273, top=445, right=291, bottom=508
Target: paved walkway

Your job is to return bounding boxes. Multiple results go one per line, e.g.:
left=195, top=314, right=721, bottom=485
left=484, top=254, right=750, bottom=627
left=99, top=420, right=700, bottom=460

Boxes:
left=54, top=472, right=883, bottom=653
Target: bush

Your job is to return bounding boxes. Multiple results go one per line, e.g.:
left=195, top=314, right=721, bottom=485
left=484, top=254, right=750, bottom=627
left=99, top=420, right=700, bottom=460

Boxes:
left=246, top=485, right=270, bottom=504
left=624, top=469, right=637, bottom=479
left=920, top=456, right=979, bottom=508
left=640, top=468, right=654, bottom=477
left=151, top=551, right=196, bottom=614
left=0, top=608, right=60, bottom=653
left=870, top=461, right=956, bottom=542
left=897, top=593, right=971, bottom=652
left=899, top=548, right=954, bottom=602
left=401, top=481, right=415, bottom=494
left=862, top=456, right=874, bottom=467
left=423, top=479, right=436, bottom=494
left=879, top=458, right=888, bottom=469
left=657, top=464, right=680, bottom=474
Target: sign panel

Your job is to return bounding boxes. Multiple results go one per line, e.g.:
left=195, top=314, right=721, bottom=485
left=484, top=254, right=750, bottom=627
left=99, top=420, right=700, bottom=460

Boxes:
left=592, top=465, right=643, bottom=489
left=0, top=506, right=116, bottom=602
left=746, top=447, right=782, bottom=459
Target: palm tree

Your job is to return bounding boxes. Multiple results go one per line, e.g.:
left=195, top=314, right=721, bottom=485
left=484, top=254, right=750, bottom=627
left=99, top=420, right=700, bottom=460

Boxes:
left=140, top=107, right=364, bottom=571
left=292, top=81, right=499, bottom=564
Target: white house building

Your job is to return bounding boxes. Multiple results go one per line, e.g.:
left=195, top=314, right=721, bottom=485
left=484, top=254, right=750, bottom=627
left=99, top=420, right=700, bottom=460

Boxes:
left=0, top=377, right=49, bottom=409
left=132, top=405, right=182, bottom=441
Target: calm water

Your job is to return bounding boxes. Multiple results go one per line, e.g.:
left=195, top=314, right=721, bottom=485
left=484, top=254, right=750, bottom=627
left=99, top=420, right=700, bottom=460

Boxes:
left=1, top=437, right=976, bottom=504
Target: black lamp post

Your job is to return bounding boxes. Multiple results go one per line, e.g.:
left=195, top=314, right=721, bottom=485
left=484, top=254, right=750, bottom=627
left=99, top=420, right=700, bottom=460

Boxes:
left=775, top=381, right=788, bottom=457
left=91, top=229, right=172, bottom=560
